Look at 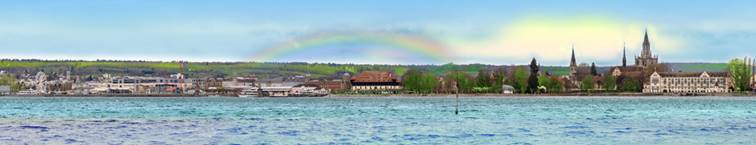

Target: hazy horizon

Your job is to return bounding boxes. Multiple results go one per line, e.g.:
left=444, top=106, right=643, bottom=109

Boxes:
left=2, top=0, right=755, bottom=65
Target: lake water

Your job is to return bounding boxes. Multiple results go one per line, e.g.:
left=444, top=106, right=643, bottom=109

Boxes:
left=0, top=96, right=754, bottom=144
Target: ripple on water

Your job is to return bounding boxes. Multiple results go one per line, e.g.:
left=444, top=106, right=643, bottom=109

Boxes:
left=0, top=97, right=754, bottom=144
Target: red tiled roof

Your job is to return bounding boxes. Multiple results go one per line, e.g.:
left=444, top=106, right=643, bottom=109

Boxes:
left=658, top=72, right=729, bottom=77
left=351, top=71, right=398, bottom=83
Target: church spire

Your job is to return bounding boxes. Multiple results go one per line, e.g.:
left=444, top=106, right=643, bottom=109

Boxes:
left=641, top=28, right=652, bottom=58
left=570, top=45, right=577, bottom=67
left=635, top=28, right=658, bottom=67
left=622, top=43, right=627, bottom=67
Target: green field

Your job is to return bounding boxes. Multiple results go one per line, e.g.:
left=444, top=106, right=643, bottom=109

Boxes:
left=666, top=63, right=728, bottom=72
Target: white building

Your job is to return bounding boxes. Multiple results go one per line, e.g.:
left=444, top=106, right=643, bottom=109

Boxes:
left=259, top=87, right=291, bottom=97
left=95, top=76, right=194, bottom=94
left=290, top=84, right=329, bottom=97
left=643, top=71, right=731, bottom=94
left=502, top=85, right=514, bottom=94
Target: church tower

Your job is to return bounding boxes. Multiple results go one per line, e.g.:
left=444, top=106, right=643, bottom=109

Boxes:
left=622, top=44, right=627, bottom=67
left=635, top=29, right=658, bottom=67
left=570, top=46, right=577, bottom=76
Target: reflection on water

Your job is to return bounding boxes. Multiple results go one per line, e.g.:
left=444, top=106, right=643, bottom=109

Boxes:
left=0, top=96, right=755, bottom=144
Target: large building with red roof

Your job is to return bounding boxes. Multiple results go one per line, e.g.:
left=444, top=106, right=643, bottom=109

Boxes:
left=350, top=71, right=402, bottom=91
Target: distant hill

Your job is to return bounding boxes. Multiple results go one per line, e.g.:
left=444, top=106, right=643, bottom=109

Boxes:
left=0, top=60, right=502, bottom=78
left=0, top=60, right=731, bottom=79
left=665, top=63, right=728, bottom=72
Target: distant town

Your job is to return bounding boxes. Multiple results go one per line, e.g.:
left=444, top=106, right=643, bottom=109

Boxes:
left=1, top=30, right=755, bottom=97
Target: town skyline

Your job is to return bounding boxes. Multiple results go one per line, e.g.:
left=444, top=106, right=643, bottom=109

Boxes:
left=2, top=1, right=756, bottom=65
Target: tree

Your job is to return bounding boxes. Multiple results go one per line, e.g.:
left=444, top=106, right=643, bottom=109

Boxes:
left=538, top=74, right=551, bottom=92
left=580, top=76, right=593, bottom=91
left=620, top=79, right=642, bottom=92
left=603, top=75, right=617, bottom=91
left=728, top=58, right=753, bottom=92
left=527, top=58, right=539, bottom=93
left=445, top=71, right=475, bottom=93
left=402, top=69, right=438, bottom=94
left=475, top=69, right=493, bottom=93
left=538, top=74, right=563, bottom=93
left=590, top=62, right=598, bottom=76
left=492, top=68, right=507, bottom=93
left=512, top=67, right=528, bottom=93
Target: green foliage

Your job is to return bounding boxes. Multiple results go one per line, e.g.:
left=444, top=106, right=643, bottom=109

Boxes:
left=603, top=75, right=617, bottom=91
left=474, top=70, right=494, bottom=93
left=541, top=66, right=570, bottom=76
left=538, top=74, right=563, bottom=93
left=728, top=59, right=753, bottom=92
left=445, top=71, right=476, bottom=93
left=476, top=70, right=492, bottom=88
left=580, top=76, right=594, bottom=91
left=0, top=60, right=360, bottom=77
left=620, top=79, right=642, bottom=92
left=492, top=68, right=507, bottom=93
left=393, top=67, right=408, bottom=76
left=402, top=69, right=438, bottom=94
left=527, top=58, right=539, bottom=93
left=673, top=63, right=728, bottom=72
left=512, top=67, right=528, bottom=93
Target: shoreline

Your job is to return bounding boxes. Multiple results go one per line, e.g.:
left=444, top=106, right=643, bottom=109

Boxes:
left=2, top=92, right=756, bottom=97
left=328, top=93, right=756, bottom=97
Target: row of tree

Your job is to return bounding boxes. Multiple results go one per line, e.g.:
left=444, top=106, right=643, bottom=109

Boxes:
left=728, top=58, right=753, bottom=92
left=402, top=59, right=646, bottom=94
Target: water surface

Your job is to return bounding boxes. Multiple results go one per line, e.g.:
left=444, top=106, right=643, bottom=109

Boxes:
left=0, top=96, right=754, bottom=144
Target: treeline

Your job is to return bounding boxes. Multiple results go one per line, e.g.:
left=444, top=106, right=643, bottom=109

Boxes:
left=402, top=59, right=543, bottom=94
left=729, top=58, right=754, bottom=92
left=401, top=59, right=646, bottom=94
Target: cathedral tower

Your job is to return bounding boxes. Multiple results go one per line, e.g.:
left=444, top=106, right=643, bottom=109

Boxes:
left=635, top=29, right=658, bottom=67
left=570, top=46, right=577, bottom=76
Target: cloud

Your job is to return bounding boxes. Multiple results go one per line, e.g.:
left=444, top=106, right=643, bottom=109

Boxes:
left=445, top=15, right=685, bottom=65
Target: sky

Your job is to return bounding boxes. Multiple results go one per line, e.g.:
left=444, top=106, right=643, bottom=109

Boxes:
left=1, top=0, right=755, bottom=65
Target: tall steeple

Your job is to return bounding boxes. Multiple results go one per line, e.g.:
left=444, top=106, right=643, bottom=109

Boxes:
left=635, top=28, right=659, bottom=67
left=641, top=29, right=652, bottom=58
left=622, top=43, right=627, bottom=67
left=569, top=45, right=578, bottom=77
left=570, top=45, right=577, bottom=67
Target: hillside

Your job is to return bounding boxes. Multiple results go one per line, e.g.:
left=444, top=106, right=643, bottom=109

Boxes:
left=665, top=63, right=728, bottom=72
left=0, top=60, right=500, bottom=78
left=0, top=60, right=731, bottom=79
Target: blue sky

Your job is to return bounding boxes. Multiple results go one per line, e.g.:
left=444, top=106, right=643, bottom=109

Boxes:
left=1, top=0, right=755, bottom=65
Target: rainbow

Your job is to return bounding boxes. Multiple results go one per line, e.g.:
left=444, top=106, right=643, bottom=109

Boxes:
left=252, top=31, right=451, bottom=63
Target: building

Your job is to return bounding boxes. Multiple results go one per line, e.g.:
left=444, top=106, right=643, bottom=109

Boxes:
left=222, top=76, right=257, bottom=92
left=565, top=47, right=596, bottom=90
left=752, top=74, right=756, bottom=92
left=635, top=30, right=659, bottom=67
left=259, top=87, right=291, bottom=97
left=305, top=79, right=349, bottom=92
left=290, top=84, right=329, bottom=97
left=502, top=85, right=514, bottom=94
left=95, top=76, right=194, bottom=95
left=350, top=71, right=402, bottom=92
left=643, top=71, right=731, bottom=94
